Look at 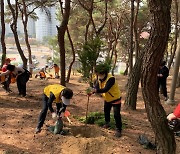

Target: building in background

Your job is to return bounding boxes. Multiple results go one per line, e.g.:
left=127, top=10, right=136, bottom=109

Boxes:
left=35, top=6, right=59, bottom=41
left=3, top=0, right=36, bottom=37
left=2, top=0, right=59, bottom=41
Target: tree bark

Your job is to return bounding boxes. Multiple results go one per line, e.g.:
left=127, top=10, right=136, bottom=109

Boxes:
left=129, top=0, right=134, bottom=74
left=124, top=50, right=145, bottom=110
left=85, top=19, right=91, bottom=43
left=123, top=62, right=129, bottom=76
left=141, top=0, right=176, bottom=153
left=168, top=38, right=180, bottom=102
left=21, top=0, right=33, bottom=74
left=1, top=0, right=6, bottom=67
left=7, top=0, right=27, bottom=68
left=57, top=0, right=70, bottom=86
left=133, top=0, right=140, bottom=62
left=176, top=72, right=180, bottom=87
left=168, top=0, right=179, bottom=70
left=59, top=2, right=75, bottom=83
left=66, top=28, right=75, bottom=83
left=111, top=41, right=118, bottom=76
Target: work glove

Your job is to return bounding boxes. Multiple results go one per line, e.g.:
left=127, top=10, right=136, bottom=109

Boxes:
left=52, top=112, right=58, bottom=120
left=167, top=113, right=176, bottom=121
left=86, top=87, right=96, bottom=96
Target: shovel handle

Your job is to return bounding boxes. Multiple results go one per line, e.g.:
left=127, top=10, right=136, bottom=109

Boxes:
left=85, top=95, right=90, bottom=125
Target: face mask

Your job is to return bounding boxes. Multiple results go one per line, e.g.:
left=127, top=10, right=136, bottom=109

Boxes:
left=98, top=74, right=105, bottom=79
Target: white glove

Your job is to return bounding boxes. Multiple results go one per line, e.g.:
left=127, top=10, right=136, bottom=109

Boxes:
left=167, top=113, right=176, bottom=121
left=52, top=112, right=58, bottom=120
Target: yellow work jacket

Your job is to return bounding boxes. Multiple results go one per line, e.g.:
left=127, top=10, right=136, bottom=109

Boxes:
left=99, top=74, right=121, bottom=102
left=44, top=84, right=65, bottom=103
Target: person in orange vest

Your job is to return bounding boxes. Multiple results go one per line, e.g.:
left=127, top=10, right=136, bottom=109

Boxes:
left=35, top=65, right=48, bottom=79
left=92, top=63, right=122, bottom=138
left=35, top=84, right=73, bottom=134
left=1, top=58, right=12, bottom=92
left=53, top=64, right=60, bottom=79
left=0, top=64, right=30, bottom=96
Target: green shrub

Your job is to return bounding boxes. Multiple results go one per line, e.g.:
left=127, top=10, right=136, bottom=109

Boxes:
left=76, top=112, right=127, bottom=130
left=119, top=70, right=124, bottom=75
left=78, top=37, right=102, bottom=82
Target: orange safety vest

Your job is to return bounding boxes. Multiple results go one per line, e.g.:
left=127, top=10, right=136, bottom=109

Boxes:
left=39, top=72, right=46, bottom=78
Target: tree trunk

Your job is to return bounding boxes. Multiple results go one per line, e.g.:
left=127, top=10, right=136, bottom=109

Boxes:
left=111, top=41, right=118, bottom=76
left=22, top=0, right=33, bottom=75
left=168, top=38, right=180, bottom=103
left=176, top=72, right=180, bottom=88
left=11, top=27, right=27, bottom=68
left=59, top=1, right=75, bottom=83
left=124, top=50, right=145, bottom=110
left=1, top=0, right=6, bottom=67
left=85, top=19, right=91, bottom=43
left=123, top=62, right=129, bottom=76
left=57, top=0, right=70, bottom=86
left=7, top=0, right=27, bottom=68
left=66, top=27, right=75, bottom=83
left=141, top=0, right=176, bottom=153
left=129, top=0, right=134, bottom=74
left=24, top=23, right=33, bottom=74
left=168, top=0, right=179, bottom=70
left=133, top=0, right=140, bottom=62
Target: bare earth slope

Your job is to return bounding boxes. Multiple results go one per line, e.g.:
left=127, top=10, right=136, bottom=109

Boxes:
left=0, top=75, right=179, bottom=154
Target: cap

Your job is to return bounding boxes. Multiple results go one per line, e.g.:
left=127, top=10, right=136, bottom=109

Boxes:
left=61, top=96, right=70, bottom=105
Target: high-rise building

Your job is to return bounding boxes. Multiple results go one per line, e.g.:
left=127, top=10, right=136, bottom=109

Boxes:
left=2, top=1, right=59, bottom=41
left=35, top=6, right=59, bottom=41
left=3, top=0, right=36, bottom=37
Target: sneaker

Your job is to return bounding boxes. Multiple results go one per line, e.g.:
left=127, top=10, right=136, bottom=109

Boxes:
left=115, top=130, right=122, bottom=138
left=175, top=131, right=180, bottom=137
left=35, top=127, right=41, bottom=134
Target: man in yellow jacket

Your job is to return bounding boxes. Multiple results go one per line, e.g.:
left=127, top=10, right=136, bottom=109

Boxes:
left=92, top=63, right=122, bottom=137
left=35, top=84, right=73, bottom=134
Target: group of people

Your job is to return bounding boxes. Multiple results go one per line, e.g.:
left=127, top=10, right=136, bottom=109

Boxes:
left=35, top=64, right=60, bottom=80
left=0, top=58, right=179, bottom=138
left=35, top=60, right=178, bottom=138
left=35, top=63, right=123, bottom=137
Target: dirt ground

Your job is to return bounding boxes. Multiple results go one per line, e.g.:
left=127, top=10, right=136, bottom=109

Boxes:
left=0, top=74, right=180, bottom=154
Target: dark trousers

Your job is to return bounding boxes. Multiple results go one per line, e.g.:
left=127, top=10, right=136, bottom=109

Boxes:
left=16, top=72, right=29, bottom=96
left=104, top=102, right=122, bottom=131
left=2, top=76, right=11, bottom=92
left=158, top=78, right=167, bottom=97
left=37, top=94, right=62, bottom=129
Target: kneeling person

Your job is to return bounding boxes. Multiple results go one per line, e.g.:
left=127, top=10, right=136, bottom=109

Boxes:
left=35, top=84, right=73, bottom=134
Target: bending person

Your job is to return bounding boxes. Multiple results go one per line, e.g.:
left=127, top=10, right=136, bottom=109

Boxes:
left=35, top=84, right=73, bottom=134
left=0, top=64, right=30, bottom=96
